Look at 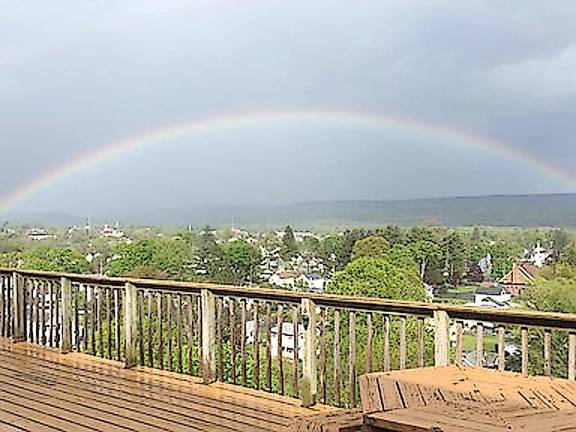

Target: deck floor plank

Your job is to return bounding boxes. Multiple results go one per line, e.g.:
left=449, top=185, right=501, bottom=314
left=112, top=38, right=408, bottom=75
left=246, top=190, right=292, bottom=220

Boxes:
left=0, top=339, right=358, bottom=432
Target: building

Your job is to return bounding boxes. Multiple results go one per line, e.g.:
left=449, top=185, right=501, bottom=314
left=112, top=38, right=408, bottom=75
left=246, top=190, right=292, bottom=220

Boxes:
left=269, top=271, right=297, bottom=288
left=498, top=262, right=539, bottom=296
left=296, top=273, right=326, bottom=293
left=474, top=286, right=511, bottom=308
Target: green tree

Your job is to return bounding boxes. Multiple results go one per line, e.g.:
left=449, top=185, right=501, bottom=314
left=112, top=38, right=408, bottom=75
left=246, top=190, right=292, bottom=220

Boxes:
left=195, top=225, right=225, bottom=280
left=441, top=233, right=467, bottom=285
left=23, top=246, right=90, bottom=273
left=561, top=241, right=576, bottom=266
left=326, top=255, right=424, bottom=300
left=281, top=225, right=298, bottom=259
left=223, top=239, right=262, bottom=285
left=351, top=236, right=390, bottom=260
left=106, top=239, right=191, bottom=280
left=410, top=240, right=442, bottom=281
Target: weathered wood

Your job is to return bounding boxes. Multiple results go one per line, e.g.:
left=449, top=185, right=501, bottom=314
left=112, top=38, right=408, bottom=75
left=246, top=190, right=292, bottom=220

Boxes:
left=333, top=309, right=341, bottom=406
left=544, top=329, right=552, bottom=377
left=301, top=298, right=317, bottom=407
left=89, top=285, right=94, bottom=355
left=276, top=304, right=284, bottom=395
left=187, top=296, right=194, bottom=375
left=434, top=310, right=449, bottom=367
left=114, top=288, right=121, bottom=361
left=476, top=322, right=484, bottom=367
left=265, top=303, right=272, bottom=392
left=292, top=305, right=299, bottom=397
left=229, top=299, right=236, bottom=384
left=366, top=313, right=372, bottom=373
left=497, top=325, right=505, bottom=372
left=417, top=317, right=425, bottom=368
left=49, top=281, right=55, bottom=347
left=216, top=297, right=223, bottom=381
left=383, top=315, right=391, bottom=372
left=60, top=277, right=73, bottom=353
left=147, top=291, right=153, bottom=368
left=569, top=332, right=576, bottom=381
left=521, top=326, right=529, bottom=376
left=200, top=289, right=216, bottom=384
left=123, top=282, right=138, bottom=368
left=197, top=295, right=202, bottom=372
left=96, top=286, right=102, bottom=356
left=320, top=308, right=327, bottom=403
left=83, top=285, right=89, bottom=352
left=73, top=284, right=80, bottom=351
left=138, top=290, right=145, bottom=366
left=11, top=272, right=25, bottom=342
left=106, top=288, right=112, bottom=359
left=176, top=294, right=183, bottom=374
left=253, top=301, right=260, bottom=389
left=166, top=293, right=173, bottom=372
left=399, top=315, right=406, bottom=370
left=349, top=311, right=356, bottom=408
left=5, top=267, right=576, bottom=330
left=157, top=293, right=164, bottom=369
left=240, top=300, right=247, bottom=386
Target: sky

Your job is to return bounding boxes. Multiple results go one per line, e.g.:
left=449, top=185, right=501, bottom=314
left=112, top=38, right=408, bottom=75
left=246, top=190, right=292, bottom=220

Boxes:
left=1, top=0, right=576, bottom=218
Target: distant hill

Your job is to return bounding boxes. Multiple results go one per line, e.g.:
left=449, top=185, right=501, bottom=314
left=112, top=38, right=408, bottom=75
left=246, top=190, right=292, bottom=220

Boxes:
left=4, top=194, right=576, bottom=228
left=123, top=193, right=576, bottom=227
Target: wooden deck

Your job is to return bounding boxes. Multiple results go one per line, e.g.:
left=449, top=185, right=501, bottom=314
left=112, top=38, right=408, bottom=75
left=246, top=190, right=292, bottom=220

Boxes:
left=360, top=366, right=576, bottom=431
left=0, top=339, right=361, bottom=432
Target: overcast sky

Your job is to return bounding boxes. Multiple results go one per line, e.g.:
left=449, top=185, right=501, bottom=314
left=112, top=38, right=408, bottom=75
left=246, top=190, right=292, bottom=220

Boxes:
left=1, top=0, right=576, bottom=217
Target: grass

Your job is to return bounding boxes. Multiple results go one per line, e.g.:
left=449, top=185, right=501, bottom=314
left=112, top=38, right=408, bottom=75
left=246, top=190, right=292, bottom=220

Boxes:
left=462, top=334, right=498, bottom=352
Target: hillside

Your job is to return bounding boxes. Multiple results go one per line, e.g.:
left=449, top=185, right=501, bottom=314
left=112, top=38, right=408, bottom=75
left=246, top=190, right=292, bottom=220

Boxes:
left=5, top=194, right=576, bottom=228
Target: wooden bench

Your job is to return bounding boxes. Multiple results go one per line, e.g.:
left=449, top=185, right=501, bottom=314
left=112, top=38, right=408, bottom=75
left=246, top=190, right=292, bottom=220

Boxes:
left=359, top=366, right=576, bottom=431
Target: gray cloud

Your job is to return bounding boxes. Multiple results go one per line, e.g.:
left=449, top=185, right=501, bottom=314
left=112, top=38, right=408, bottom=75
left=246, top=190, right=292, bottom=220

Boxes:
left=1, top=0, right=575, bottom=215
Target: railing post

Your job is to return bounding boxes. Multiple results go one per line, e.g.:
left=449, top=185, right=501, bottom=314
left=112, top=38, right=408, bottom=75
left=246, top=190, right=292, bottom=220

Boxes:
left=434, top=310, right=449, bottom=367
left=201, top=289, right=216, bottom=384
left=11, top=272, right=25, bottom=342
left=301, top=298, right=317, bottom=407
left=569, top=332, right=575, bottom=381
left=60, top=277, right=73, bottom=353
left=124, top=282, right=138, bottom=368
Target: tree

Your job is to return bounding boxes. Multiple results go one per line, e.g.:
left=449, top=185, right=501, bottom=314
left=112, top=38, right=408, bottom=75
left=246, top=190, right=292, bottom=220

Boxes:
left=223, top=240, right=261, bottom=285
left=195, top=225, right=225, bottom=280
left=106, top=239, right=191, bottom=280
left=23, top=246, right=90, bottom=273
left=410, top=240, right=441, bottom=281
left=561, top=241, right=576, bottom=266
left=441, top=233, right=468, bottom=285
left=375, top=226, right=404, bottom=246
left=351, top=236, right=390, bottom=260
left=281, top=226, right=298, bottom=259
left=326, top=254, right=424, bottom=300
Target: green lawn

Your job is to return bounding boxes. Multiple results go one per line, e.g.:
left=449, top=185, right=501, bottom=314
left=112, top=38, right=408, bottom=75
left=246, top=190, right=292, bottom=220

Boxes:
left=462, top=334, right=498, bottom=352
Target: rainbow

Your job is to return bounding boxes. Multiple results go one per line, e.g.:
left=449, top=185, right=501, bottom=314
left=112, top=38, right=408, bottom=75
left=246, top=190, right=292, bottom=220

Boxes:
left=1, top=109, right=574, bottom=214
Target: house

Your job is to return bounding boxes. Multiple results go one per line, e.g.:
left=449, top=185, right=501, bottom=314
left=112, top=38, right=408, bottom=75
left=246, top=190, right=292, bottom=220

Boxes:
left=27, top=228, right=52, bottom=241
left=498, top=262, right=539, bottom=296
left=100, top=224, right=124, bottom=239
left=269, top=271, right=297, bottom=288
left=474, top=286, right=511, bottom=308
left=270, top=322, right=304, bottom=360
left=296, top=273, right=326, bottom=293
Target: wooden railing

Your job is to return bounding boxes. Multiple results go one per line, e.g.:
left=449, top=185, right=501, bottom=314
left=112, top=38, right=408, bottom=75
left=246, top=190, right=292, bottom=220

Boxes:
left=0, top=268, right=575, bottom=408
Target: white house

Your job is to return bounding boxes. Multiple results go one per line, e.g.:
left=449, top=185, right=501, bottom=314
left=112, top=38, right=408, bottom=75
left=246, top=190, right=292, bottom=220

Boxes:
left=243, top=320, right=304, bottom=360
left=269, top=271, right=297, bottom=288
left=296, top=273, right=326, bottom=292
left=473, top=287, right=511, bottom=308
left=271, top=322, right=304, bottom=360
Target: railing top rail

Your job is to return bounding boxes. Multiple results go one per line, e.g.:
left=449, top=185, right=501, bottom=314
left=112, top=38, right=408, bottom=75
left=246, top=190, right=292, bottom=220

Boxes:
left=1, top=267, right=575, bottom=330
